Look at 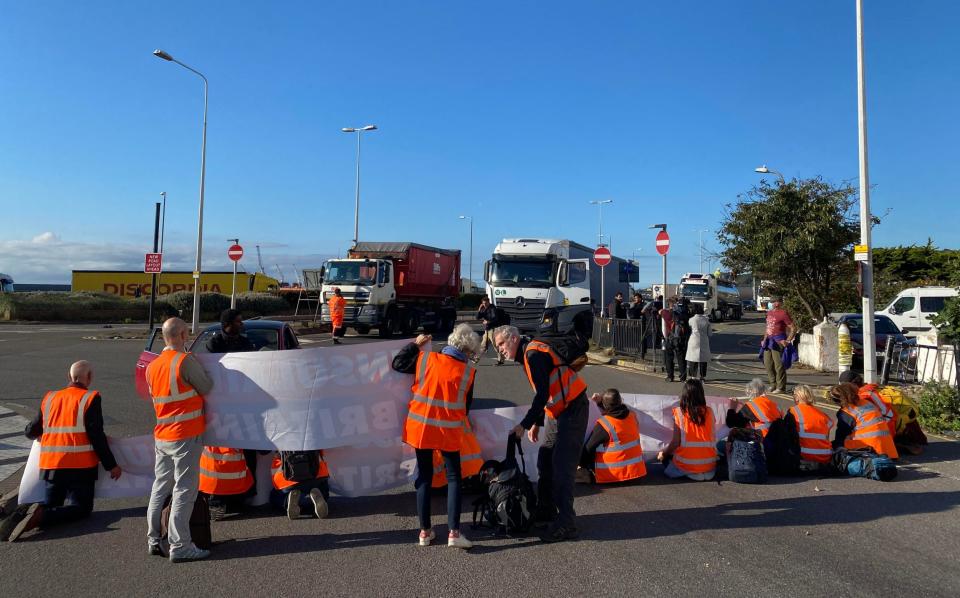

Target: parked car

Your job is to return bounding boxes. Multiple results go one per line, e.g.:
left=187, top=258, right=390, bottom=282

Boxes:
left=881, top=286, right=958, bottom=336
left=134, top=320, right=301, bottom=399
left=741, top=299, right=757, bottom=312
left=834, top=313, right=907, bottom=371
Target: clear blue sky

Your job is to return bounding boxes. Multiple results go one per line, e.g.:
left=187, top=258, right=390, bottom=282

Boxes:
left=1, top=1, right=957, bottom=285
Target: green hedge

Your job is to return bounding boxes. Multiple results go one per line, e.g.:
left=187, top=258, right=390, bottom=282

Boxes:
left=917, top=382, right=960, bottom=433
left=0, top=291, right=292, bottom=322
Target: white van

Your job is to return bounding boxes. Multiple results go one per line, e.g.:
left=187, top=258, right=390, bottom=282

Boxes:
left=881, top=286, right=958, bottom=335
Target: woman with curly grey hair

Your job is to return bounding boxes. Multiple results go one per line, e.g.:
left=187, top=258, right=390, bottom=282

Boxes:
left=391, top=323, right=481, bottom=549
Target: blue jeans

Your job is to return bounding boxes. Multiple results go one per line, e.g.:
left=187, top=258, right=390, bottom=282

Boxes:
left=269, top=478, right=330, bottom=512
left=42, top=479, right=95, bottom=528
left=414, top=448, right=461, bottom=531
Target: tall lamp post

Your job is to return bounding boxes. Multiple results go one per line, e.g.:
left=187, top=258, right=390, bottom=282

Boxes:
left=153, top=49, right=208, bottom=334
left=156, top=191, right=167, bottom=293
left=855, top=0, right=877, bottom=383
left=589, top=200, right=613, bottom=316
left=342, top=125, right=378, bottom=247
left=754, top=164, right=786, bottom=185
left=459, top=215, right=473, bottom=292
left=693, top=229, right=710, bottom=273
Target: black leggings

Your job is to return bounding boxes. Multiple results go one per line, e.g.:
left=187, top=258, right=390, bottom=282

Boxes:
left=414, top=448, right=461, bottom=531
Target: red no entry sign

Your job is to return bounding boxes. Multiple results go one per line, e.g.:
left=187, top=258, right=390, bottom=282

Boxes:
left=655, top=230, right=670, bottom=256
left=144, top=253, right=163, bottom=274
left=593, top=246, right=612, bottom=267
left=228, top=244, right=244, bottom=262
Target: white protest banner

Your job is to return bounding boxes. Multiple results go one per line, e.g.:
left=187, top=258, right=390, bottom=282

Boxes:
left=20, top=393, right=733, bottom=502
left=194, top=339, right=411, bottom=450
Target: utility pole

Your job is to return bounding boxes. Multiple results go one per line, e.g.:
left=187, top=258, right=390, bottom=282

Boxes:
left=856, top=0, right=877, bottom=384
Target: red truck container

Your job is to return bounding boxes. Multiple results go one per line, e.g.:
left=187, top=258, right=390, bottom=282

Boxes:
left=348, top=242, right=461, bottom=301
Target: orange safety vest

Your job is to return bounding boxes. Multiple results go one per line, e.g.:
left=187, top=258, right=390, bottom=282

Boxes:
left=146, top=349, right=206, bottom=441
left=788, top=404, right=834, bottom=464
left=594, top=412, right=647, bottom=483
left=271, top=453, right=329, bottom=491
left=842, top=401, right=899, bottom=459
left=744, top=395, right=782, bottom=438
left=672, top=406, right=717, bottom=475
left=328, top=295, right=346, bottom=327
left=431, top=420, right=484, bottom=488
left=403, top=352, right=475, bottom=452
left=198, top=447, right=254, bottom=496
left=859, top=384, right=896, bottom=438
left=39, top=387, right=99, bottom=470
left=523, top=340, right=588, bottom=419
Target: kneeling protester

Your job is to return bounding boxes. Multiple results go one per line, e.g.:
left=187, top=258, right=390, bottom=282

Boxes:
left=271, top=451, right=330, bottom=520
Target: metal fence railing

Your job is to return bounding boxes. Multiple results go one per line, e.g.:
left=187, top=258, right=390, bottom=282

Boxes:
left=592, top=316, right=663, bottom=370
left=884, top=338, right=959, bottom=388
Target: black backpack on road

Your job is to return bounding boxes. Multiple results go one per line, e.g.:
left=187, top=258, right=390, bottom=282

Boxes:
left=472, top=435, right=538, bottom=535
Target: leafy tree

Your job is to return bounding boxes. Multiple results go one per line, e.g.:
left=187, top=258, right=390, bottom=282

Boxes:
left=718, top=178, right=861, bottom=330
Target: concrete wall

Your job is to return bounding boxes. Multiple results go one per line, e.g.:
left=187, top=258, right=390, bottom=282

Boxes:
left=799, top=318, right=839, bottom=372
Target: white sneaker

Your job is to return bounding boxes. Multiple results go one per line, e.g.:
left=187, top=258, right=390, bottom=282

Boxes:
left=309, top=488, right=329, bottom=519
left=169, top=544, right=211, bottom=563
left=418, top=529, right=435, bottom=546
left=447, top=530, right=473, bottom=549
left=286, top=489, right=301, bottom=520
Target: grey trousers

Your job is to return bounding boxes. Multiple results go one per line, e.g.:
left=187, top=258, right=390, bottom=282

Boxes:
left=146, top=435, right=202, bottom=552
left=537, top=394, right=589, bottom=529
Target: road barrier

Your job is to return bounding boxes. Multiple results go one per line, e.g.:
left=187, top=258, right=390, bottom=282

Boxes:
left=593, top=316, right=662, bottom=370
left=884, top=338, right=959, bottom=388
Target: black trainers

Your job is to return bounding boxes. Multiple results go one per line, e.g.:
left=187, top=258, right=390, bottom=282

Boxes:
left=540, top=525, right=579, bottom=543
left=148, top=542, right=166, bottom=557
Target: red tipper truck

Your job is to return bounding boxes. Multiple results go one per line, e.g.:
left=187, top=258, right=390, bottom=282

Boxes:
left=320, top=242, right=461, bottom=337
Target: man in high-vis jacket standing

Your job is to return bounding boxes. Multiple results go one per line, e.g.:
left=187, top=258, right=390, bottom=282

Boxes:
left=495, top=325, right=589, bottom=543
left=146, top=317, right=213, bottom=563
left=1, top=361, right=122, bottom=542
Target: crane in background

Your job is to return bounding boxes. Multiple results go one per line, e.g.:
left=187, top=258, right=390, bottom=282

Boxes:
left=255, top=245, right=266, bottom=274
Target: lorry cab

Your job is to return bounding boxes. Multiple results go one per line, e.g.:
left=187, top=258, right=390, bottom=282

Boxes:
left=882, top=286, right=958, bottom=336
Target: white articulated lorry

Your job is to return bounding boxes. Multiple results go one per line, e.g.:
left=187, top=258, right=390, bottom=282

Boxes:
left=484, top=238, right=626, bottom=334
left=678, top=272, right=742, bottom=321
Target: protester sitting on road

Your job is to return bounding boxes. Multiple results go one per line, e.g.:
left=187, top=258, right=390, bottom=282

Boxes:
left=658, top=379, right=717, bottom=480
left=1, top=361, right=122, bottom=542
left=579, top=389, right=647, bottom=484
left=200, top=308, right=258, bottom=520
left=727, top=378, right=782, bottom=439
left=145, top=317, right=214, bottom=563
left=838, top=370, right=896, bottom=438
left=685, top=303, right=711, bottom=381
left=829, top=383, right=898, bottom=459
left=497, top=323, right=589, bottom=543
left=784, top=385, right=835, bottom=471
left=392, top=324, right=480, bottom=549
left=269, top=451, right=330, bottom=520
left=476, top=296, right=503, bottom=365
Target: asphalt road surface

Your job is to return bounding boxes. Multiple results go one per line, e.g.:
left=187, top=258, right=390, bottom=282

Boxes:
left=1, top=315, right=959, bottom=597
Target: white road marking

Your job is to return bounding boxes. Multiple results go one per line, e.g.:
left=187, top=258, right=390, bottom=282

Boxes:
left=0, top=406, right=32, bottom=482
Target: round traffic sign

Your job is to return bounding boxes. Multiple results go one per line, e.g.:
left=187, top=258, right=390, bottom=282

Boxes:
left=593, top=246, right=612, bottom=267
left=228, top=244, right=244, bottom=262
left=655, top=230, right=670, bottom=256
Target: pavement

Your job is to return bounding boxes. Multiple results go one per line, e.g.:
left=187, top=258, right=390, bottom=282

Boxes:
left=1, top=314, right=959, bottom=597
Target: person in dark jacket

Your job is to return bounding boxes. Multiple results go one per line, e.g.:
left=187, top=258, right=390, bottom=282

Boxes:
left=1, top=361, right=121, bottom=542
left=608, top=292, right=626, bottom=319
left=497, top=325, right=589, bottom=543
left=475, top=296, right=503, bottom=365
left=205, top=308, right=256, bottom=354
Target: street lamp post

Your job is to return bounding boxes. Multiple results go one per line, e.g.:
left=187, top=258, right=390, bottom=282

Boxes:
left=157, top=191, right=167, bottom=294
left=754, top=164, right=786, bottom=185
left=153, top=49, right=208, bottom=335
left=589, top=200, right=613, bottom=316
left=855, top=0, right=877, bottom=384
left=459, top=215, right=473, bottom=292
left=693, top=229, right=710, bottom=273
left=342, top=125, right=378, bottom=246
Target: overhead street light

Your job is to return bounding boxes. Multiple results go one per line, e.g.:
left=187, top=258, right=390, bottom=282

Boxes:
left=153, top=49, right=208, bottom=335
left=343, top=125, right=378, bottom=246
left=754, top=164, right=786, bottom=185
left=589, top=200, right=613, bottom=247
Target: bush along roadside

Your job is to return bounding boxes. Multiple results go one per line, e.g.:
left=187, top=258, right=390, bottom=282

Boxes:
left=0, top=291, right=292, bottom=322
left=916, top=382, right=960, bottom=434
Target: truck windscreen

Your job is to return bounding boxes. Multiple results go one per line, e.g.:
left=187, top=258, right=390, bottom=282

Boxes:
left=490, top=259, right=556, bottom=287
left=680, top=284, right=708, bottom=298
left=325, top=262, right=377, bottom=285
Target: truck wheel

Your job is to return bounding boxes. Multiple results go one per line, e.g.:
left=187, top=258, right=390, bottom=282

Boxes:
left=355, top=325, right=370, bottom=335
left=402, top=313, right=419, bottom=336
left=378, top=311, right=396, bottom=339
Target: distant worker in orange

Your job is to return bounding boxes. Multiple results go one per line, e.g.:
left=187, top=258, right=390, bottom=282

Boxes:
left=329, top=287, right=346, bottom=344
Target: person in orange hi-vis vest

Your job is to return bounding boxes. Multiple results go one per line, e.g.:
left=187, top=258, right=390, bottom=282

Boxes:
left=726, top=378, right=782, bottom=439
left=3, top=361, right=122, bottom=542
left=830, top=383, right=898, bottom=460
left=328, top=287, right=347, bottom=344
left=580, top=389, right=647, bottom=484
left=839, top=370, right=897, bottom=439
left=145, top=318, right=214, bottom=563
left=658, top=379, right=718, bottom=481
left=432, top=419, right=484, bottom=488
left=497, top=324, right=590, bottom=544
left=269, top=451, right=330, bottom=519
left=785, top=385, right=835, bottom=470
left=392, top=324, right=481, bottom=549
